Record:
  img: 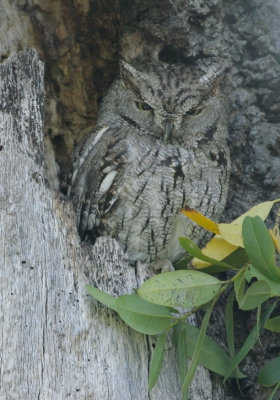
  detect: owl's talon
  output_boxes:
[152,258,174,273]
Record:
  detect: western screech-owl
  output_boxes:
[69,60,230,266]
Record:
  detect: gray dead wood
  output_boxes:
[0,49,215,400]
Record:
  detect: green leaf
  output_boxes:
[195,265,231,274]
[180,322,245,379]
[256,305,261,345]
[234,269,245,306]
[172,321,184,349]
[86,285,118,311]
[242,216,280,283]
[148,334,166,391]
[178,326,189,399]
[224,301,276,382]
[138,270,222,308]
[258,357,280,387]
[202,248,249,274]
[116,294,174,335]
[179,237,237,271]
[225,290,235,360]
[267,383,280,400]
[239,281,271,311]
[174,255,193,270]
[181,300,215,397]
[223,247,249,268]
[264,316,280,333]
[245,265,280,296]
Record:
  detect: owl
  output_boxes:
[69,60,230,266]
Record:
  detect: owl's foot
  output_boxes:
[152,258,174,273]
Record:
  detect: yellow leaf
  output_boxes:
[270,205,280,254]
[218,223,243,247]
[192,236,238,269]
[193,199,280,268]
[233,199,280,224]
[216,199,280,248]
[181,207,220,234]
[269,230,280,253]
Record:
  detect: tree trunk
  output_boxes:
[0,48,215,400]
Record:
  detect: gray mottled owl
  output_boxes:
[69,60,230,266]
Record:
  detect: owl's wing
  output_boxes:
[69,125,127,239]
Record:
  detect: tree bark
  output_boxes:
[0,48,215,400]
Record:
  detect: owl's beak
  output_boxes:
[163,121,173,143]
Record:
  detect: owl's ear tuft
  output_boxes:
[119,60,148,94]
[199,64,228,88]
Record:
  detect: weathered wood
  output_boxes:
[0,49,214,400]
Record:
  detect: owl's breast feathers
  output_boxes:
[70,122,229,264]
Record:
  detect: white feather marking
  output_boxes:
[104,195,119,213]
[77,126,110,170]
[103,166,112,173]
[71,126,110,187]
[99,170,117,193]
[71,168,78,184]
[92,126,110,147]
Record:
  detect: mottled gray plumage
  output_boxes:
[69,60,230,265]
